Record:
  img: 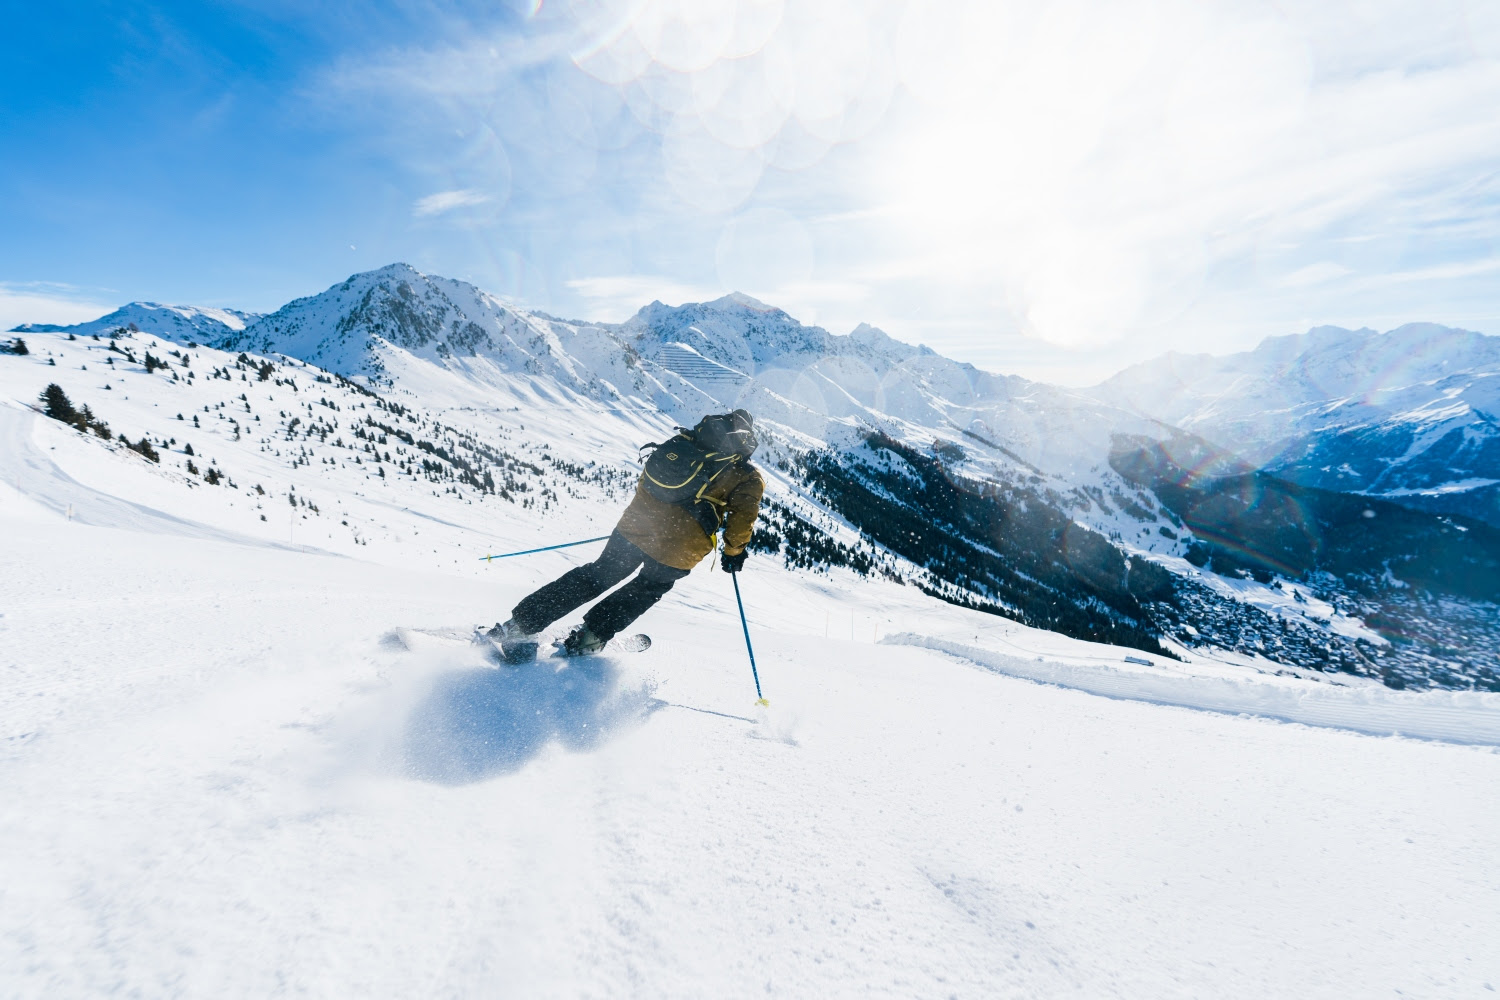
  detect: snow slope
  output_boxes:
[4,453,1499,997]
[3,329,1500,996]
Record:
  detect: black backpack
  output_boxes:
[640,411,757,536]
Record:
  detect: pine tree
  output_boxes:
[77,404,110,440]
[40,383,76,423]
[126,437,160,463]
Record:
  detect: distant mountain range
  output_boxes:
[28,268,1499,527]
[1093,323,1500,527]
[14,264,1497,688]
[14,302,260,342]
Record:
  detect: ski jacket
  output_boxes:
[615,461,764,571]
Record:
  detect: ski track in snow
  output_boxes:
[1,404,313,551]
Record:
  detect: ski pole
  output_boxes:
[731,572,769,707]
[477,535,610,561]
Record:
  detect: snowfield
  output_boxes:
[3,331,1499,997]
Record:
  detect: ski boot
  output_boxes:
[555,624,607,657]
[477,619,539,664]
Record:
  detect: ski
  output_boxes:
[380,626,650,661]
[378,626,472,650]
[551,632,651,658]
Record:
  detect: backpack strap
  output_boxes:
[693,453,740,503]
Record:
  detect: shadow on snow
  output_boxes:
[401,657,656,785]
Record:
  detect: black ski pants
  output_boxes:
[510,530,690,641]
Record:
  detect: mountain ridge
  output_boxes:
[23,262,1500,531]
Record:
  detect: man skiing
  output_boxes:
[482,409,764,660]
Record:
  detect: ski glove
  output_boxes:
[720,549,747,574]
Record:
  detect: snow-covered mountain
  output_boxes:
[219,263,1159,484]
[9,266,1497,690]
[13,301,260,343]
[1093,324,1500,526]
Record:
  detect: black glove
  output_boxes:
[720,549,747,573]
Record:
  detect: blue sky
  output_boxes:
[6,0,1500,383]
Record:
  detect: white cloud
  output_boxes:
[0,284,113,333]
[1279,262,1355,288]
[1377,256,1500,284]
[413,189,494,217]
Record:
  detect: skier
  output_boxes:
[482,409,764,660]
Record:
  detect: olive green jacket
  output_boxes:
[616,461,765,571]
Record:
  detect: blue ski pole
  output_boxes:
[731,572,769,707]
[478,535,610,561]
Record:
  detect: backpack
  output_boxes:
[639,411,757,537]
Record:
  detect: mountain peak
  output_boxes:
[848,321,908,349]
[222,264,541,376]
[364,261,425,281]
[712,291,774,311]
